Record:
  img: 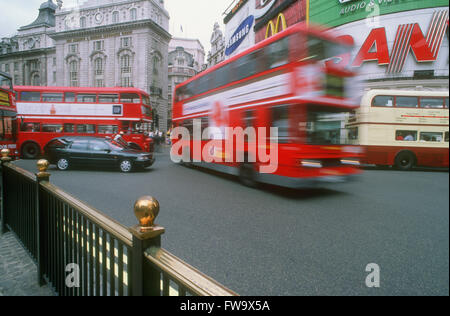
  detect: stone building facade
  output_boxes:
[0,0,171,131]
[167,37,205,127]
[206,22,225,68]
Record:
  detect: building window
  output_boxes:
[69,60,78,87]
[93,40,104,51]
[153,56,160,75]
[32,74,40,86]
[120,37,131,48]
[95,79,104,88]
[94,58,103,75]
[14,62,19,71]
[121,76,131,87]
[130,8,137,21]
[52,58,56,67]
[121,55,131,73]
[69,44,78,54]
[5,64,9,73]
[112,11,119,23]
[80,16,86,28]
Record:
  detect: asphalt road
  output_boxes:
[13,150,449,296]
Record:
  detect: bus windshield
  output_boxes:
[0,112,15,141]
[0,73,13,91]
[306,106,351,145]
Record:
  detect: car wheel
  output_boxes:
[395,151,415,171]
[119,159,133,173]
[22,142,40,159]
[57,158,70,171]
[239,163,258,188]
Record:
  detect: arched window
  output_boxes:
[94,58,103,75]
[130,8,137,21]
[112,11,119,23]
[69,60,78,87]
[120,54,132,87]
[32,74,40,86]
[153,55,160,75]
[121,55,131,73]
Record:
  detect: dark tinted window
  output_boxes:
[373,96,394,107]
[271,105,289,143]
[214,64,230,89]
[70,140,89,150]
[78,94,97,103]
[20,122,40,132]
[42,93,63,102]
[77,124,96,134]
[46,139,67,149]
[266,37,289,69]
[64,123,75,133]
[120,93,140,103]
[89,140,109,151]
[396,96,418,108]
[42,124,63,133]
[65,92,76,102]
[420,97,444,109]
[395,130,417,141]
[99,94,119,103]
[445,98,449,109]
[20,91,41,101]
[420,132,443,142]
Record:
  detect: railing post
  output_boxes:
[35,159,50,286]
[0,149,12,236]
[129,196,165,296]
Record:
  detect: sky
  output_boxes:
[0,0,231,53]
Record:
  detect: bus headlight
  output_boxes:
[301,160,323,168]
[340,158,360,166]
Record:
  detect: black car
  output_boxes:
[44,136,155,173]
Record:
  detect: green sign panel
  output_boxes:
[309,0,449,27]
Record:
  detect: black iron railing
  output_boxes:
[0,150,237,296]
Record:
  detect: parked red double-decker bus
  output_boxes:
[171,22,363,188]
[0,71,18,157]
[14,86,154,159]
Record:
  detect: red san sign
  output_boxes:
[335,10,449,74]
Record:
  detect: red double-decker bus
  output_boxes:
[14,86,154,159]
[172,23,363,188]
[0,71,18,157]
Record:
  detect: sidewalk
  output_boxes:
[0,231,54,296]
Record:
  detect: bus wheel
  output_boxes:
[239,163,258,188]
[22,142,40,159]
[394,151,416,171]
[119,159,133,173]
[57,158,70,171]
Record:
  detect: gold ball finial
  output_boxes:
[1,148,10,158]
[134,196,160,231]
[37,159,49,173]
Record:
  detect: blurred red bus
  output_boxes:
[0,71,18,157]
[14,86,154,159]
[172,22,363,188]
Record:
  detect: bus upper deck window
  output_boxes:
[65,92,76,102]
[42,93,63,102]
[121,93,140,103]
[20,91,41,102]
[396,96,418,108]
[78,94,97,103]
[373,96,394,107]
[99,94,119,103]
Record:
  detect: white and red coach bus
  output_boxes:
[0,71,18,157]
[14,86,154,159]
[347,89,449,170]
[172,23,364,188]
